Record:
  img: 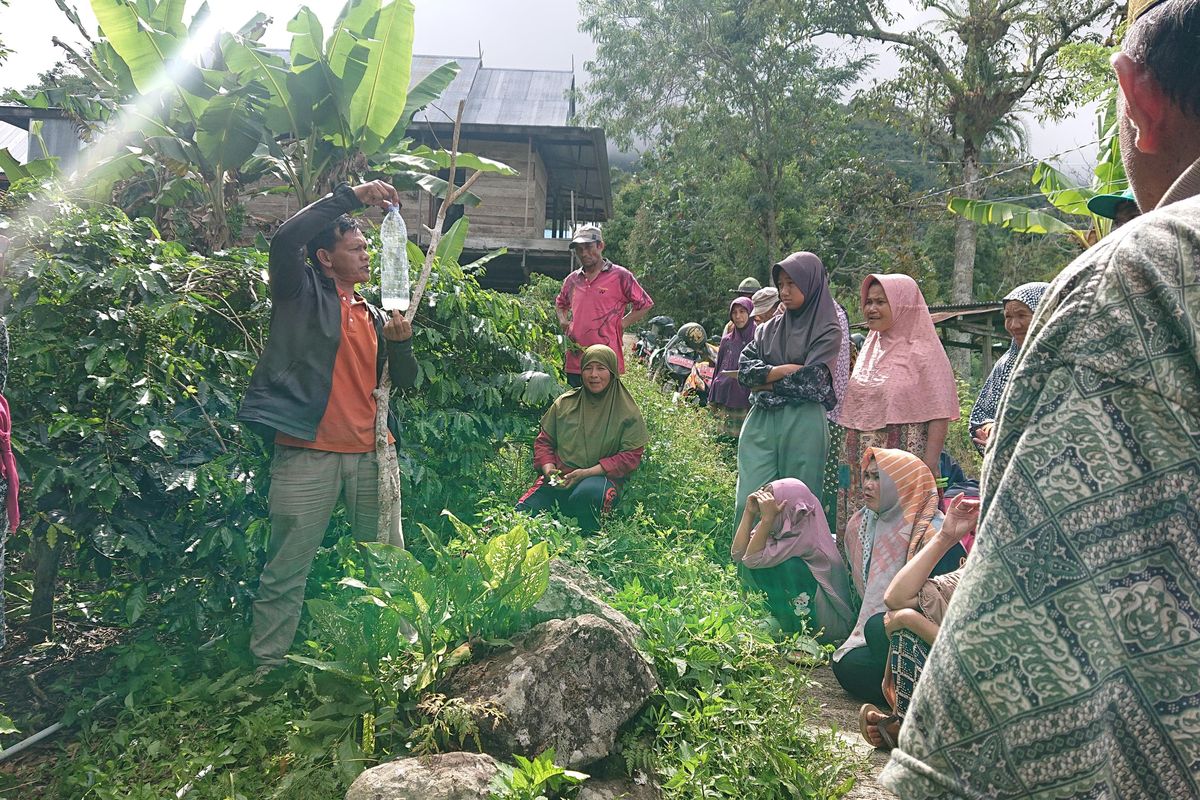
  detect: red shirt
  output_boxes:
[533,430,643,482]
[555,261,653,375]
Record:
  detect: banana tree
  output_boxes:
[948,91,1127,248]
[221,0,502,208]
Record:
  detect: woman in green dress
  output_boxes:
[734,252,843,524]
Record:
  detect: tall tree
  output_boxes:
[816,0,1118,308]
[580,0,863,264]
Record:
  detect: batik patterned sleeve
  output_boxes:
[772,364,834,408]
[737,339,771,388]
[881,202,1200,800]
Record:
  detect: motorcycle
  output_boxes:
[649,322,716,397]
[633,315,676,364]
[678,337,721,406]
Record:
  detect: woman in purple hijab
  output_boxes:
[732,478,854,643]
[708,297,756,437]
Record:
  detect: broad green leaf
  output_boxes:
[195,91,265,175]
[287,7,325,69]
[348,0,415,153]
[0,149,31,182]
[1032,162,1094,216]
[413,145,519,176]
[149,0,187,36]
[463,246,507,274]
[948,197,1088,246]
[398,60,459,128]
[90,0,175,94]
[221,36,302,137]
[125,583,147,624]
[327,0,382,78]
[435,216,469,266]
[392,172,481,206]
[0,713,17,736]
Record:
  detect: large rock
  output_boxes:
[446,614,659,768]
[578,777,662,800]
[531,560,645,647]
[345,752,500,800]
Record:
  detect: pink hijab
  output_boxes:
[731,478,854,643]
[837,274,959,431]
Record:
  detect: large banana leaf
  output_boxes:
[411,145,518,176]
[196,91,265,177]
[947,197,1088,246]
[150,0,188,37]
[327,0,381,79]
[348,0,415,153]
[287,7,326,69]
[1032,162,1094,217]
[90,0,176,94]
[221,35,302,137]
[436,216,469,264]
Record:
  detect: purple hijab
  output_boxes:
[710,298,755,408]
[753,252,843,372]
[731,478,855,642]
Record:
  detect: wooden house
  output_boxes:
[398,55,612,290]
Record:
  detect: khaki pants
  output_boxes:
[250,445,402,665]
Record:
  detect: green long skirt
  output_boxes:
[738,559,822,637]
[734,401,829,524]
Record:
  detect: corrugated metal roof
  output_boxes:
[0,122,29,164]
[411,56,573,127]
[410,55,481,124]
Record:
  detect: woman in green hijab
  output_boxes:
[517,345,649,533]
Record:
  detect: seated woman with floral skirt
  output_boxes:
[516,345,648,534]
[732,479,854,644]
[832,447,948,704]
[858,493,979,750]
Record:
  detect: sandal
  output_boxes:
[858,704,902,751]
[876,714,901,750]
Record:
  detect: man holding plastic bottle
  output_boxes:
[556,224,654,387]
[238,180,418,669]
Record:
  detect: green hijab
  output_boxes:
[542,345,649,469]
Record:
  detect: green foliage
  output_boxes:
[490,749,588,800]
[949,89,1128,248]
[409,693,504,756]
[0,191,559,642]
[6,200,270,636]
[395,250,563,517]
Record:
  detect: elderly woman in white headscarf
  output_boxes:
[968,282,1051,451]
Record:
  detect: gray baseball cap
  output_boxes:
[569,223,604,248]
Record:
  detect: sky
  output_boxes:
[0,0,1100,177]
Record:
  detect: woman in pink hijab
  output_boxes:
[835,275,959,543]
[731,478,854,644]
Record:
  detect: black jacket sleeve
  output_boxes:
[268,183,363,301]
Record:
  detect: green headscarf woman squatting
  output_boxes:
[516,345,649,533]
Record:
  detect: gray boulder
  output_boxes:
[446,614,659,768]
[531,560,645,648]
[578,776,662,800]
[345,752,500,800]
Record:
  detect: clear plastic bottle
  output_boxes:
[380,203,410,312]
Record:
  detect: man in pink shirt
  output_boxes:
[555,224,654,386]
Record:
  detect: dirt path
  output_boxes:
[806,666,897,800]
